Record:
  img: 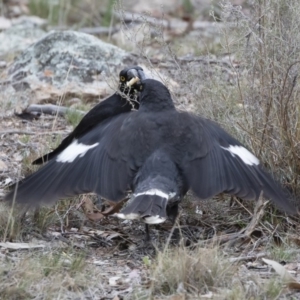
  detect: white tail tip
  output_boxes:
[115,213,166,224]
[115,212,140,220]
[143,215,166,224]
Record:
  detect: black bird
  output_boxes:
[5,79,295,226]
[32,66,145,165]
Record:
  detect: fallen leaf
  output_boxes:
[102,198,128,216]
[288,282,300,290]
[262,258,300,289]
[81,197,105,221]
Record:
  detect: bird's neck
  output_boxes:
[139,92,175,112]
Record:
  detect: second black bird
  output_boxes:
[32,66,145,165]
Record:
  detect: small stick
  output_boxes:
[25,104,85,116]
[0,130,67,136]
[229,252,266,263]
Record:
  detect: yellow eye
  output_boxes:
[120,76,126,81]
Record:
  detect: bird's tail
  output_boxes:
[116,191,170,224]
[116,149,184,224]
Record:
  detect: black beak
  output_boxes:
[137,69,146,81]
[127,69,138,79]
[127,68,146,81]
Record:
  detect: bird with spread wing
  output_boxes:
[5,75,296,235]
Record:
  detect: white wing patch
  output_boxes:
[221,145,259,166]
[56,139,99,163]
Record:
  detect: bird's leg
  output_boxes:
[165,203,181,243]
[144,224,151,243]
[143,204,180,245]
[128,223,155,257]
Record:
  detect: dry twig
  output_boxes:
[25,104,85,116]
[0,130,67,136]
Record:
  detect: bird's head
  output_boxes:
[119,66,146,95]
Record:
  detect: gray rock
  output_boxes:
[0,16,12,30]
[6,30,132,102]
[0,21,46,58]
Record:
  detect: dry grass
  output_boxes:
[129,243,294,300]
[268,242,300,263]
[149,246,235,297]
[0,232,296,299]
[215,0,300,195]
[0,197,84,243]
[28,0,113,27]
[0,246,106,300]
[0,203,23,242]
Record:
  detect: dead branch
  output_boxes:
[25,104,85,117]
[79,26,119,35]
[0,130,67,136]
[229,252,266,263]
[242,196,268,236]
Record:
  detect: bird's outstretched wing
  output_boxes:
[32,94,134,165]
[183,116,295,213]
[6,113,141,208]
